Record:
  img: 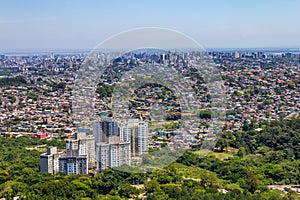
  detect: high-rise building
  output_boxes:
[40,146,61,174]
[66,139,80,157]
[137,121,149,155]
[93,118,119,143]
[119,119,139,142]
[119,120,149,156]
[66,132,95,167]
[84,135,96,166]
[59,156,88,175]
[285,52,292,58]
[234,51,240,59]
[96,136,131,172]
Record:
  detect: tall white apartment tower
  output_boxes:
[96,136,131,172]
[119,119,149,156]
[137,121,149,155]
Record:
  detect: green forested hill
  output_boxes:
[0,118,299,199]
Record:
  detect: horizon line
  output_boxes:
[1,46,300,54]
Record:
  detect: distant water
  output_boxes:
[0,49,90,57]
[1,48,300,56]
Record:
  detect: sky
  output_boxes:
[1,0,300,50]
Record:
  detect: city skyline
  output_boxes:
[1,1,300,198]
[1,0,300,50]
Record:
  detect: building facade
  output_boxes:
[58,156,88,175]
[119,119,149,156]
[93,118,119,143]
[66,132,95,167]
[96,136,131,172]
[40,146,61,174]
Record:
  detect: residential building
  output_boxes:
[84,134,96,166]
[59,156,88,175]
[93,118,119,143]
[66,132,95,166]
[119,119,149,156]
[40,146,61,174]
[96,136,131,172]
[136,121,149,155]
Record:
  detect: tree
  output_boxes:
[215,138,228,152]
[237,147,246,158]
[118,184,140,198]
[96,86,107,98]
[146,180,161,193]
[199,110,212,119]
[244,170,259,193]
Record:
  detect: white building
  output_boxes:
[137,121,149,155]
[40,146,61,174]
[96,136,131,172]
[234,51,240,59]
[119,119,149,156]
[66,132,95,167]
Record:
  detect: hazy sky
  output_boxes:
[1,0,300,50]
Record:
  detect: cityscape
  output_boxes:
[1,0,300,199]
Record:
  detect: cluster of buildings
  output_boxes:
[0,54,83,137]
[94,118,149,171]
[0,82,74,137]
[40,132,93,174]
[1,50,299,175]
[2,50,298,139]
[96,51,216,145]
[40,117,149,174]
[105,50,300,130]
[213,51,300,129]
